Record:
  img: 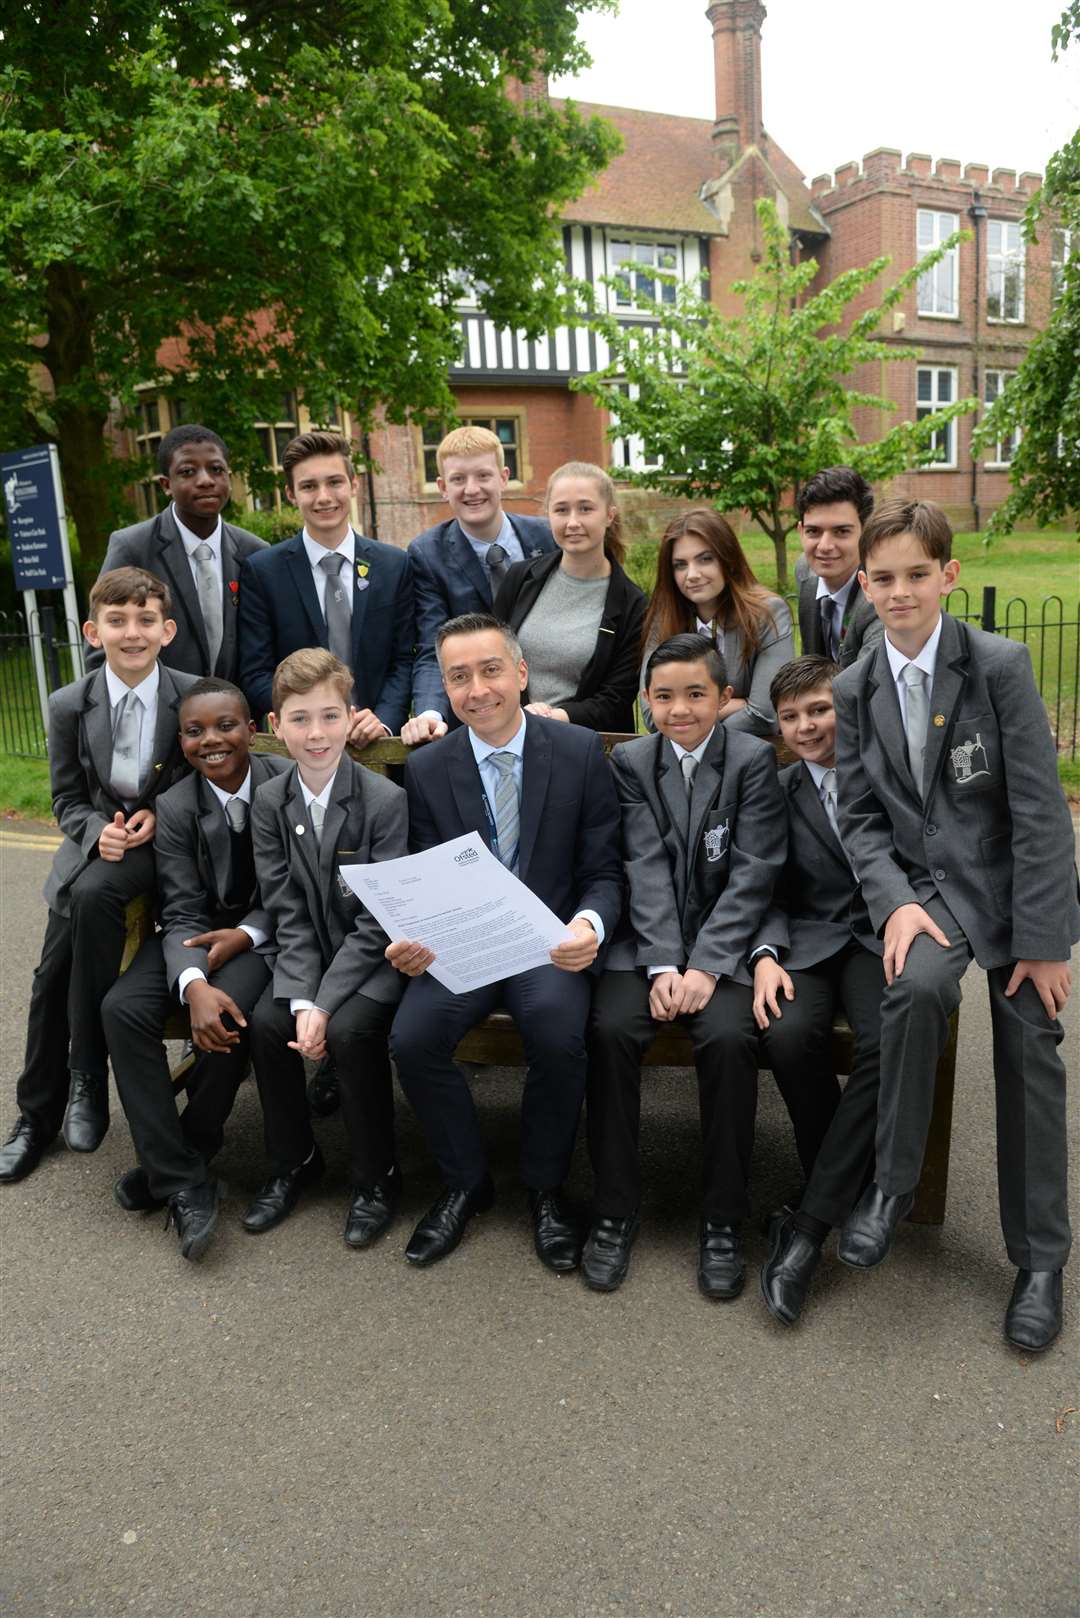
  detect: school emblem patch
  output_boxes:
[948,733,991,784]
[704,821,730,862]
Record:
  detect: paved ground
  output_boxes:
[1,827,1077,1618]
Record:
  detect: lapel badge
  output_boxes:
[704,821,730,863]
[154,762,163,771]
[356,562,369,577]
[356,577,369,591]
[948,733,991,785]
[295,823,306,836]
[228,580,239,596]
[933,713,945,727]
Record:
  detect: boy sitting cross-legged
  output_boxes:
[244,649,408,1245]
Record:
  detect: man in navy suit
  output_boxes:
[401,426,554,745]
[238,431,414,740]
[388,613,623,1272]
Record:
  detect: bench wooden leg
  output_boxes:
[909,1009,959,1226]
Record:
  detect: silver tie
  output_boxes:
[225,797,248,833]
[317,552,352,666]
[901,664,930,797]
[821,767,856,876]
[489,751,520,870]
[309,797,326,845]
[110,690,143,802]
[680,753,698,801]
[193,542,223,672]
[485,542,510,599]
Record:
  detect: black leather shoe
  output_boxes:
[528,1188,583,1274]
[581,1213,640,1292]
[0,1116,52,1184]
[837,1183,914,1268]
[698,1220,746,1300]
[62,1071,109,1152]
[760,1214,821,1326]
[1004,1268,1063,1353]
[344,1169,401,1249]
[307,1059,340,1118]
[404,1176,495,1266]
[113,1166,166,1213]
[241,1145,325,1234]
[166,1179,222,1261]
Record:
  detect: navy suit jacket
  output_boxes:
[237,531,414,729]
[408,514,555,720]
[403,713,624,963]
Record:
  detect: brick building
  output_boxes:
[124,0,1065,543]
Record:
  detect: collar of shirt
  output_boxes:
[104,662,160,711]
[884,612,944,690]
[297,765,340,812]
[302,529,355,571]
[206,766,253,813]
[469,709,526,769]
[173,505,223,557]
[803,758,834,793]
[668,726,716,766]
[814,572,858,612]
[461,512,525,568]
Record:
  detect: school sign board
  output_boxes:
[1,442,83,735]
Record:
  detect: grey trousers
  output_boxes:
[876,893,1071,1270]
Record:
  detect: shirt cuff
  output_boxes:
[749,946,779,963]
[574,909,605,947]
[647,965,679,978]
[240,924,267,949]
[178,967,206,1004]
[289,999,330,1017]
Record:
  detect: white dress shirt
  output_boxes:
[302,528,356,615]
[814,572,858,653]
[104,663,159,806]
[884,613,943,726]
[177,768,268,1003]
[650,729,717,979]
[173,504,224,596]
[460,512,525,569]
[695,615,724,655]
[290,767,341,1015]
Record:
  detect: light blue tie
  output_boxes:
[489,752,520,871]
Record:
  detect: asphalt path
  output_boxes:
[1,827,1077,1618]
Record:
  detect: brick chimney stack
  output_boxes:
[707,0,766,163]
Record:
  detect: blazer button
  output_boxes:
[925,822,938,835]
[933,868,947,881]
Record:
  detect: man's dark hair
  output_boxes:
[281,430,356,486]
[770,655,840,712]
[644,632,728,694]
[860,498,952,567]
[179,676,251,722]
[797,467,874,525]
[435,612,522,663]
[158,424,229,476]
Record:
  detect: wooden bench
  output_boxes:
[126,731,960,1228]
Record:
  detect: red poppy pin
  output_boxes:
[228,580,239,596]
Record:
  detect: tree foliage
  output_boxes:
[0,0,619,566]
[575,199,976,587]
[975,4,1080,535]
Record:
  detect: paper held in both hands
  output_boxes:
[340,833,573,996]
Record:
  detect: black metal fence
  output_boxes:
[0,606,84,758]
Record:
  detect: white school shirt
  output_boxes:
[302,528,356,615]
[650,729,717,979]
[177,768,267,1003]
[290,766,342,1016]
[173,504,224,599]
[104,663,159,806]
[884,613,943,726]
[814,571,859,651]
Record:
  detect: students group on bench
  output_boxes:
[1,420,1074,1357]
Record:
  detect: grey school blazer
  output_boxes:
[43,664,197,915]
[795,554,883,668]
[251,756,408,1016]
[833,612,1080,969]
[605,723,787,985]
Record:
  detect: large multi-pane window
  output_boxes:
[916,210,959,317]
[609,383,663,473]
[983,369,1019,466]
[609,241,679,311]
[1051,227,1074,303]
[421,415,523,487]
[986,219,1025,322]
[916,366,958,467]
[133,392,193,516]
[250,393,299,511]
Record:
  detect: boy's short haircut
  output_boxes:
[281,430,356,487]
[645,631,729,694]
[770,654,840,712]
[157,424,229,476]
[436,425,505,476]
[435,611,522,665]
[859,497,953,567]
[271,647,353,713]
[180,676,251,722]
[797,466,874,525]
[88,567,171,619]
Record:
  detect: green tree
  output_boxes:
[0,1,619,567]
[975,5,1079,535]
[575,198,975,588]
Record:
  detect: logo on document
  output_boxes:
[703,821,730,862]
[454,846,479,865]
[948,733,990,784]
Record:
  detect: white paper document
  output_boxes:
[340,832,572,995]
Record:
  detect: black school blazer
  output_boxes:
[493,550,646,734]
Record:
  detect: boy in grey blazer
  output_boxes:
[585,633,787,1298]
[0,568,196,1185]
[832,499,1078,1352]
[245,648,408,1247]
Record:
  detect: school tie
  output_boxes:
[110,690,143,802]
[489,751,520,871]
[680,753,698,801]
[485,543,509,598]
[317,552,352,666]
[224,797,248,833]
[308,797,326,845]
[192,543,223,672]
[901,663,929,797]
[819,597,839,660]
[821,768,856,875]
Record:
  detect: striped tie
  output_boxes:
[489,751,520,870]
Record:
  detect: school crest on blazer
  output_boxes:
[704,821,730,862]
[948,733,991,784]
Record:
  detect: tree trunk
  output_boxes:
[769,523,789,593]
[55,403,114,585]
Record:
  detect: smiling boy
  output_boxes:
[795,467,882,668]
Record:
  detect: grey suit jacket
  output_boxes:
[751,760,881,969]
[640,595,795,738]
[92,508,267,680]
[252,757,408,1016]
[43,664,197,915]
[606,724,787,984]
[834,613,1080,969]
[795,554,883,668]
[154,752,292,993]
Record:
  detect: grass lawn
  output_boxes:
[0,755,53,822]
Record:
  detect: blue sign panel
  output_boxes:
[1,444,69,590]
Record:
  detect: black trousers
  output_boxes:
[16,845,156,1133]
[101,935,271,1200]
[586,970,760,1223]
[249,989,396,1184]
[758,943,885,1228]
[389,965,593,1193]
